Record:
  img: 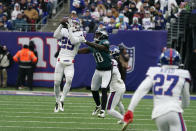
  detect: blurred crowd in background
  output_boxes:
[0,0,64,31]
[71,0,191,33]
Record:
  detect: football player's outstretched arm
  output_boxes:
[78,48,91,54]
[53,24,63,39]
[181,80,190,109]
[128,77,153,112]
[84,41,108,52]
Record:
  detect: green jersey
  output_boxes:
[89,40,112,70]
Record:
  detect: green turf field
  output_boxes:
[0,94,195,131]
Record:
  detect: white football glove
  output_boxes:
[79,36,86,43]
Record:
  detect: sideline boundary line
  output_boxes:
[0,90,196,100]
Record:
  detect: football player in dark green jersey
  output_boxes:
[78,30,112,118]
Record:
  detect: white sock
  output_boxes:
[107,109,123,120]
[118,101,125,115]
[54,81,61,103]
[60,77,72,102]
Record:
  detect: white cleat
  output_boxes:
[117,120,124,124]
[98,110,105,118]
[54,102,59,113]
[59,101,64,112]
[92,105,101,116]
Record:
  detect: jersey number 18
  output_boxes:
[94,52,104,63]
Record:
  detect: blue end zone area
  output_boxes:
[0,90,196,100]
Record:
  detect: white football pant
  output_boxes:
[155,111,187,131]
[54,61,74,103]
[91,69,112,91]
[106,88,125,120]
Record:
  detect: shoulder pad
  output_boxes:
[146,67,160,76]
[178,69,191,80]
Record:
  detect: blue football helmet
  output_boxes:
[160,48,181,66]
[110,45,120,58]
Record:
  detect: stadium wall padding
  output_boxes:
[0,30,167,90]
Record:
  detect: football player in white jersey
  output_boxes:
[106,45,126,124]
[122,48,191,131]
[53,17,86,112]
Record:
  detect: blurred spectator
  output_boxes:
[104,0,112,9]
[71,10,78,19]
[12,13,28,31]
[29,40,38,89]
[38,0,48,24]
[97,22,106,30]
[90,3,100,23]
[2,4,11,19]
[117,1,124,12]
[13,44,37,90]
[0,45,12,88]
[81,9,94,33]
[20,0,27,11]
[130,17,143,30]
[123,5,134,25]
[111,6,119,18]
[116,13,129,30]
[154,10,165,30]
[0,15,12,30]
[72,0,85,16]
[11,3,21,20]
[103,9,112,24]
[24,3,39,31]
[136,0,143,12]
[116,13,129,23]
[106,16,116,33]
[96,3,106,17]
[118,44,130,82]
[142,11,154,30]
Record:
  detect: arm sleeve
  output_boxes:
[69,29,85,45]
[53,24,63,39]
[181,81,190,109]
[31,52,38,63]
[13,51,20,62]
[128,76,153,112]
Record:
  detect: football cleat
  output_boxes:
[59,101,64,112]
[122,110,134,131]
[54,102,59,113]
[98,110,105,118]
[92,105,101,116]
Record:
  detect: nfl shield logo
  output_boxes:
[120,43,135,73]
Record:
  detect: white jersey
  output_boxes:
[128,65,190,119]
[53,25,85,62]
[110,59,126,92]
[142,18,153,30]
[146,66,191,119]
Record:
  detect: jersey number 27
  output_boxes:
[153,74,179,96]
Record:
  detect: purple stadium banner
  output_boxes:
[0,30,167,90]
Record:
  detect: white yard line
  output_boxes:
[0,126,121,131]
[3,115,115,120]
[0,111,196,118]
